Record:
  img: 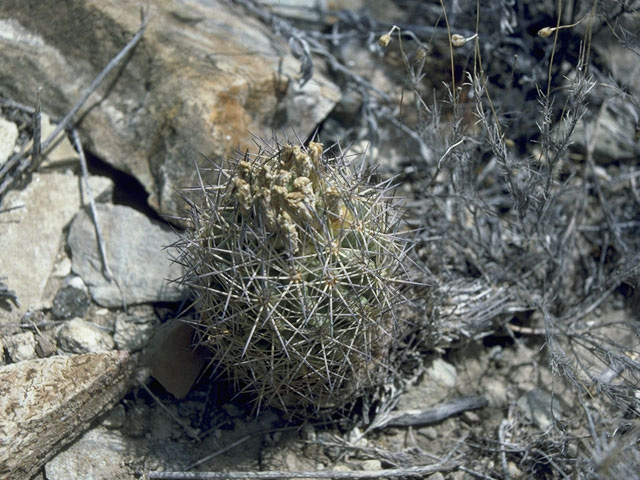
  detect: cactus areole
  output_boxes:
[176,141,410,415]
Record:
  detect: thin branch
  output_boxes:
[71,129,113,281]
[147,463,458,479]
[30,88,42,172]
[376,396,489,429]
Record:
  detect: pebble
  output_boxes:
[57,318,114,354]
[101,404,127,429]
[34,332,57,357]
[4,331,37,362]
[51,285,90,320]
[113,313,155,352]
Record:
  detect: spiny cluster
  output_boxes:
[177,140,411,415]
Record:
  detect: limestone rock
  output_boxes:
[0,351,134,480]
[0,172,113,322]
[57,318,115,354]
[67,204,183,307]
[3,331,37,363]
[0,0,341,219]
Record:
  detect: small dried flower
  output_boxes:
[378,33,391,48]
[378,25,399,49]
[451,34,466,47]
[538,27,554,38]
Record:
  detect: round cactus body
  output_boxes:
[177,141,411,415]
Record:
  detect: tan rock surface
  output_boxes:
[0,172,113,322]
[0,0,341,218]
[0,351,135,480]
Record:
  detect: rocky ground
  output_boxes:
[1,1,639,479]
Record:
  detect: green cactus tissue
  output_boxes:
[175,140,412,415]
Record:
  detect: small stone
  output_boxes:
[428,358,457,387]
[34,332,57,357]
[483,377,508,408]
[51,285,90,320]
[427,473,445,480]
[508,461,524,479]
[462,411,480,423]
[57,318,114,354]
[417,426,438,440]
[113,313,155,352]
[51,256,72,278]
[4,331,37,362]
[517,388,562,430]
[0,117,18,166]
[101,404,126,429]
[361,459,382,471]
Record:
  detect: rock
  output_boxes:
[427,473,445,480]
[51,285,90,320]
[0,117,18,166]
[417,426,438,440]
[45,426,134,480]
[3,331,37,362]
[0,351,134,480]
[146,319,203,399]
[100,404,126,430]
[51,255,72,278]
[517,388,564,430]
[395,358,457,410]
[0,1,340,219]
[0,342,4,365]
[570,100,640,163]
[57,318,115,354]
[483,377,509,408]
[113,313,156,352]
[34,332,57,358]
[427,357,457,387]
[361,459,382,471]
[68,204,183,307]
[0,172,113,322]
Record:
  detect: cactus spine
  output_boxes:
[177,140,411,415]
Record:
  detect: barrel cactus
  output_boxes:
[176,140,412,415]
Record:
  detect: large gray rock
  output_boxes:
[68,204,183,307]
[0,1,341,219]
[0,172,113,323]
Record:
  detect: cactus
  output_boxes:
[175,140,412,415]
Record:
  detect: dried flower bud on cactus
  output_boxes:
[174,140,413,415]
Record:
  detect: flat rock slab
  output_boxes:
[0,351,135,480]
[0,0,341,218]
[0,172,113,322]
[68,203,183,307]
